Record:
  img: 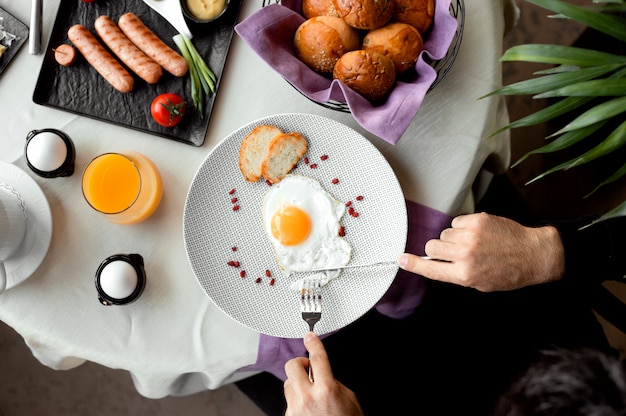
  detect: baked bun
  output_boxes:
[333,49,396,102]
[302,0,339,18]
[239,125,283,182]
[294,16,361,73]
[262,132,309,184]
[362,22,423,75]
[393,0,435,34]
[332,0,394,29]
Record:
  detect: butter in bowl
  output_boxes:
[181,0,231,24]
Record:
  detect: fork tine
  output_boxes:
[300,279,322,332]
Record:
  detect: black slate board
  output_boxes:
[0,7,29,76]
[32,0,242,147]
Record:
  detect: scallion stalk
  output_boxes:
[173,33,217,116]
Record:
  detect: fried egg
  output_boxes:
[262,174,352,276]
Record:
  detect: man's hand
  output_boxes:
[284,332,364,416]
[398,213,565,292]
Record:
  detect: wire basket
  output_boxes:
[266,0,465,113]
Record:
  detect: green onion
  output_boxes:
[173,34,217,116]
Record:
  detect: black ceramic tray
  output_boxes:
[0,7,29,76]
[33,0,242,146]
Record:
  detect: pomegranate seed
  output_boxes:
[269,278,275,286]
[255,277,262,284]
[320,155,328,161]
[345,201,352,207]
[229,189,235,195]
[231,197,238,203]
[231,246,237,251]
[331,178,339,184]
[356,195,364,201]
[348,207,355,215]
[240,270,246,278]
[338,226,346,237]
[265,179,273,186]
[351,211,359,217]
[310,163,317,169]
[265,269,271,277]
[227,261,238,267]
[233,205,240,211]
[304,157,309,165]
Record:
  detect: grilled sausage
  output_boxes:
[95,15,163,84]
[53,44,77,67]
[68,24,134,93]
[118,13,189,77]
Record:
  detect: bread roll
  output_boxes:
[302,0,339,18]
[394,0,435,34]
[332,0,394,29]
[362,22,423,75]
[333,50,396,102]
[294,16,360,73]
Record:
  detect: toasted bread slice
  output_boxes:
[238,125,283,182]
[262,132,308,184]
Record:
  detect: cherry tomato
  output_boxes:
[150,93,186,128]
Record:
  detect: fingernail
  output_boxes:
[397,254,408,268]
[304,332,315,343]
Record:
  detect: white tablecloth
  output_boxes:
[0,0,511,398]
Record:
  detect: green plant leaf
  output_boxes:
[582,199,626,227]
[534,78,626,98]
[482,64,621,98]
[535,65,581,75]
[485,96,594,138]
[500,44,626,66]
[528,0,626,42]
[550,96,626,135]
[526,119,626,183]
[585,161,626,196]
[512,120,607,167]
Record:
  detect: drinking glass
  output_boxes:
[82,152,163,224]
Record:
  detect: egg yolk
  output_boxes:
[271,205,312,246]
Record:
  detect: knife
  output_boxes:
[307,257,439,273]
[29,0,42,55]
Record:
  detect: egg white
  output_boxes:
[262,174,352,276]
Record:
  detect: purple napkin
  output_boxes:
[239,200,452,380]
[235,0,457,144]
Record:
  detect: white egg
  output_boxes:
[99,260,138,299]
[262,174,352,276]
[26,131,68,172]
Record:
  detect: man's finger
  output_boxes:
[304,332,333,381]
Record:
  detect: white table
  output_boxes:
[0,0,511,398]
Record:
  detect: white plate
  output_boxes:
[183,113,407,338]
[0,161,52,290]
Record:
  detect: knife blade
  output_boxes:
[307,257,438,273]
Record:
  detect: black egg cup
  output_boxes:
[25,128,76,178]
[95,254,146,306]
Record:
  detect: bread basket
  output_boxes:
[290,0,465,113]
[236,0,464,143]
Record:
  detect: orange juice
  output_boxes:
[82,152,163,224]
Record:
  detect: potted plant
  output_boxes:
[485,0,626,224]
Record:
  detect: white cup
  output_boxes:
[0,183,28,294]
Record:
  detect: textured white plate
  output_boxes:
[0,161,52,290]
[183,113,407,338]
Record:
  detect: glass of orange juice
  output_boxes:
[82,152,163,224]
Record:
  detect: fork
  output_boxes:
[301,279,322,332]
[300,279,322,381]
